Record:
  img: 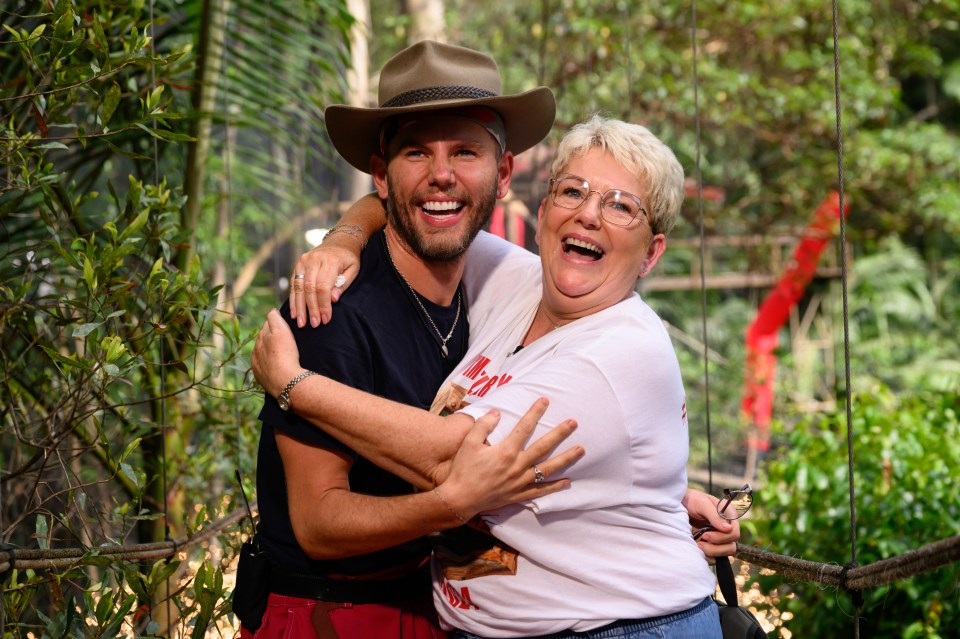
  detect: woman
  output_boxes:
[254,115,723,638]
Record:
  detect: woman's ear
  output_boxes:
[638,234,667,277]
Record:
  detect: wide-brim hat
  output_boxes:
[325,40,556,174]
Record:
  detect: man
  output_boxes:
[240,41,562,639]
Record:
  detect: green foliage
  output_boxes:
[750,388,960,637]
[2,0,350,635]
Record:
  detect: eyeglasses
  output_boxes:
[548,173,648,227]
[692,484,753,541]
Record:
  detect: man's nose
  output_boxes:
[429,155,456,186]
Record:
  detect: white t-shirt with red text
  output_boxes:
[430,232,715,636]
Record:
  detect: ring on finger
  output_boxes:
[294,274,306,280]
[533,466,544,484]
[335,274,346,288]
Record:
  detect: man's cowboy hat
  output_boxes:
[325,40,556,173]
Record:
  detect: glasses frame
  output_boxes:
[548,173,648,227]
[692,483,753,541]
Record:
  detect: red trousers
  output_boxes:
[239,593,447,639]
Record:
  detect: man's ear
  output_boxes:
[370,156,389,199]
[496,151,515,200]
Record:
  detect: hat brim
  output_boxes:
[325,87,556,174]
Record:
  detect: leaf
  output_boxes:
[102,594,137,636]
[100,82,122,129]
[118,209,150,243]
[120,462,141,490]
[134,122,196,142]
[82,256,97,291]
[118,437,142,464]
[73,322,102,338]
[31,101,48,137]
[35,515,49,550]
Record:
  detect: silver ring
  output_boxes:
[334,274,347,288]
[294,274,306,280]
[533,466,544,484]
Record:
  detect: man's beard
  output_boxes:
[385,181,497,263]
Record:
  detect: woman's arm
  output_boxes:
[252,308,580,490]
[290,193,387,327]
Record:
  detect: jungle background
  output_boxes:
[1,0,958,637]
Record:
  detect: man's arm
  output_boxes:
[280,405,580,560]
[290,193,386,327]
[280,434,462,559]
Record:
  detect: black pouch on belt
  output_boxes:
[233,534,271,632]
[233,470,271,632]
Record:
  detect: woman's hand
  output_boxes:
[289,242,360,328]
[684,487,741,560]
[434,398,584,520]
[252,309,307,398]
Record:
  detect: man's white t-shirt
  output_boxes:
[430,232,716,636]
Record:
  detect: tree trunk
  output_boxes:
[180,0,230,272]
[403,0,445,43]
[346,0,373,202]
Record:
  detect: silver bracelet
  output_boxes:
[277,370,317,411]
[434,486,468,525]
[323,224,367,249]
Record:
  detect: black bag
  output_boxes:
[233,470,271,632]
[715,556,766,639]
[233,533,272,632]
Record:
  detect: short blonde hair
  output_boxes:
[550,114,684,235]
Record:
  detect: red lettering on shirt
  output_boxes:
[476,376,500,397]
[681,402,687,422]
[497,374,512,387]
[440,580,479,610]
[461,355,491,380]
[469,374,491,396]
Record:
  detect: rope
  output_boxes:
[828,0,861,633]
[0,506,251,575]
[2,513,953,597]
[689,0,714,494]
[735,535,960,591]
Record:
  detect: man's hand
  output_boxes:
[253,309,306,398]
[434,398,584,519]
[684,487,741,560]
[289,243,360,328]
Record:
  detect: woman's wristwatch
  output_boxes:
[277,370,317,411]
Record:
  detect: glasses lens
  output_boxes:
[553,176,589,209]
[717,484,753,521]
[600,190,642,226]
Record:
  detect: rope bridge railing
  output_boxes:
[735,535,960,591]
[0,504,252,576]
[2,502,957,598]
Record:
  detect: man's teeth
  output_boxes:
[422,201,462,213]
[564,237,603,256]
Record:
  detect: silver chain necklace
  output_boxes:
[384,237,462,359]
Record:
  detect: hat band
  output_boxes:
[381,85,497,108]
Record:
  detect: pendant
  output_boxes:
[441,344,449,359]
